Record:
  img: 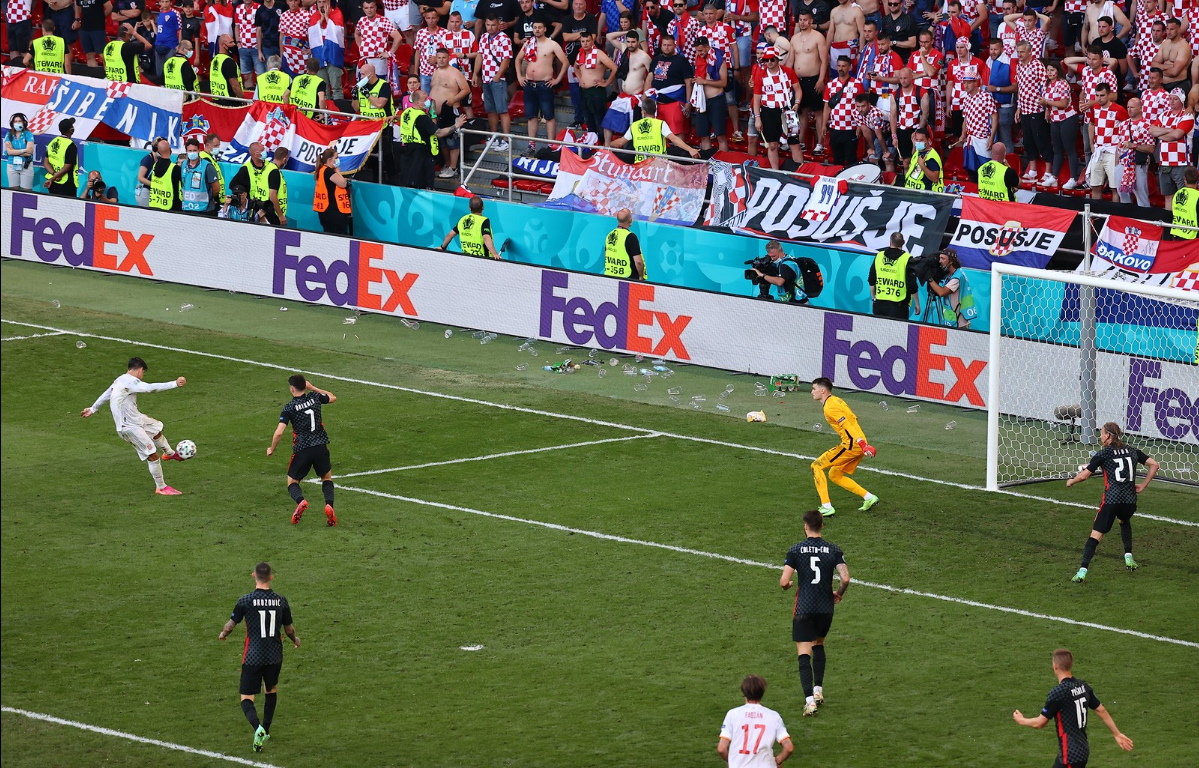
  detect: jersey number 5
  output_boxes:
[1073,698,1088,729]
[738,723,766,755]
[259,610,277,639]
[303,408,316,432]
[1111,456,1135,483]
[810,556,821,584]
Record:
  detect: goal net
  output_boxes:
[986,264,1199,489]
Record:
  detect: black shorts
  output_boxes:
[799,75,822,110]
[1052,757,1086,768]
[759,106,784,143]
[7,20,33,54]
[1092,503,1135,534]
[792,613,834,643]
[240,662,282,695]
[288,445,332,481]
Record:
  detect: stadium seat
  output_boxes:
[490,178,511,190]
[508,91,525,121]
[513,179,541,192]
[537,181,554,195]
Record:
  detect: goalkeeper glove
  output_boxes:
[857,439,877,458]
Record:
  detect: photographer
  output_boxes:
[82,170,119,203]
[219,184,262,222]
[747,241,811,304]
[921,249,977,328]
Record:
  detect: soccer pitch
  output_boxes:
[2,260,1196,768]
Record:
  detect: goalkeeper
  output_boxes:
[809,377,879,517]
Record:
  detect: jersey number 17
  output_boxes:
[259,610,277,639]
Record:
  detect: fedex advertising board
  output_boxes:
[4,190,1193,445]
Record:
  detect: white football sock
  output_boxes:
[154,434,173,454]
[148,459,165,489]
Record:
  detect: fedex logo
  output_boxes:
[822,314,987,406]
[538,271,692,359]
[7,192,154,275]
[1127,358,1198,441]
[271,231,417,314]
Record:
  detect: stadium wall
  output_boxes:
[3,189,1194,445]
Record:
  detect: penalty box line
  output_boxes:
[334,483,1199,650]
[3,318,1194,529]
[1,330,68,342]
[326,434,662,480]
[0,707,286,768]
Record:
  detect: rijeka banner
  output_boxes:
[538,149,708,227]
[4,189,1195,446]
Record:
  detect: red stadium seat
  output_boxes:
[491,178,511,189]
[508,90,525,121]
[513,179,541,192]
[537,181,554,194]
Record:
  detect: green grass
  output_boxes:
[2,261,1197,767]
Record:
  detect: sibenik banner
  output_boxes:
[702,162,955,256]
[3,189,1194,444]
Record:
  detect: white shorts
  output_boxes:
[385,7,414,32]
[1087,148,1118,189]
[118,416,163,461]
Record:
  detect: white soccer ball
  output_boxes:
[175,440,197,460]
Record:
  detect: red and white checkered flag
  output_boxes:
[1171,268,1199,293]
[258,107,292,153]
[105,81,132,100]
[1121,226,1142,258]
[26,108,57,135]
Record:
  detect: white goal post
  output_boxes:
[986,264,1199,490]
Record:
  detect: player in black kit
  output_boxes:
[780,509,851,717]
[1013,648,1134,767]
[268,374,339,526]
[1065,422,1159,582]
[218,562,300,753]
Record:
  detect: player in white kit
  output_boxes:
[80,357,188,495]
[717,675,794,768]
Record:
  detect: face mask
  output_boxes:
[187,151,199,160]
[13,122,24,130]
[357,76,370,89]
[185,49,194,60]
[913,141,926,151]
[332,158,340,169]
[424,99,433,110]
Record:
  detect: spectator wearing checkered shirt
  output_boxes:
[1013,41,1054,186]
[824,56,866,166]
[1148,88,1196,209]
[356,0,402,83]
[1130,20,1165,93]
[1041,61,1083,188]
[855,92,893,168]
[753,46,802,170]
[1141,67,1170,123]
[1064,45,1118,162]
[475,16,514,141]
[952,69,997,180]
[278,0,311,76]
[668,0,701,61]
[235,0,264,86]
[1086,83,1128,199]
[944,37,987,138]
[5,0,34,63]
[889,67,929,160]
[414,7,446,93]
[1117,98,1156,207]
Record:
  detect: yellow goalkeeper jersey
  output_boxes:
[823,395,866,451]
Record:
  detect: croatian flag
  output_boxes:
[309,8,346,69]
[1087,215,1199,289]
[949,197,1076,270]
[223,101,383,174]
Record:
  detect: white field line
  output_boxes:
[1,330,68,342]
[336,483,1199,649]
[0,706,285,768]
[330,434,661,479]
[3,318,1195,528]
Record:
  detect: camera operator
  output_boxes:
[82,170,119,203]
[219,184,261,222]
[921,248,977,328]
[747,241,809,304]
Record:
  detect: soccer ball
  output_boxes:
[175,440,197,460]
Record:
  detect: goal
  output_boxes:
[986,264,1199,490]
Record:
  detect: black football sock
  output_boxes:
[1120,521,1133,555]
[812,645,827,687]
[322,480,335,506]
[798,654,813,698]
[1080,537,1099,568]
[263,693,277,733]
[240,699,260,729]
[287,484,305,504]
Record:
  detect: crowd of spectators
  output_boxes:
[4,0,1198,205]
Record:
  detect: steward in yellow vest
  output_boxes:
[208,35,243,99]
[162,43,198,91]
[602,210,646,280]
[1170,171,1198,240]
[290,59,327,118]
[904,132,944,192]
[256,65,291,104]
[609,98,700,163]
[148,149,183,211]
[43,120,80,197]
[977,158,1014,201]
[30,21,68,74]
[104,25,150,83]
[440,196,501,259]
[869,233,920,320]
[229,144,287,225]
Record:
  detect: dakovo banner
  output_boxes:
[703,161,954,256]
[539,149,708,227]
[2,66,184,146]
[221,100,384,174]
[950,196,1078,270]
[1086,215,1199,291]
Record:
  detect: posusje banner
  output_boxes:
[703,162,954,256]
[1,66,184,146]
[539,149,708,227]
[5,189,1194,449]
[950,197,1078,270]
[220,101,384,174]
